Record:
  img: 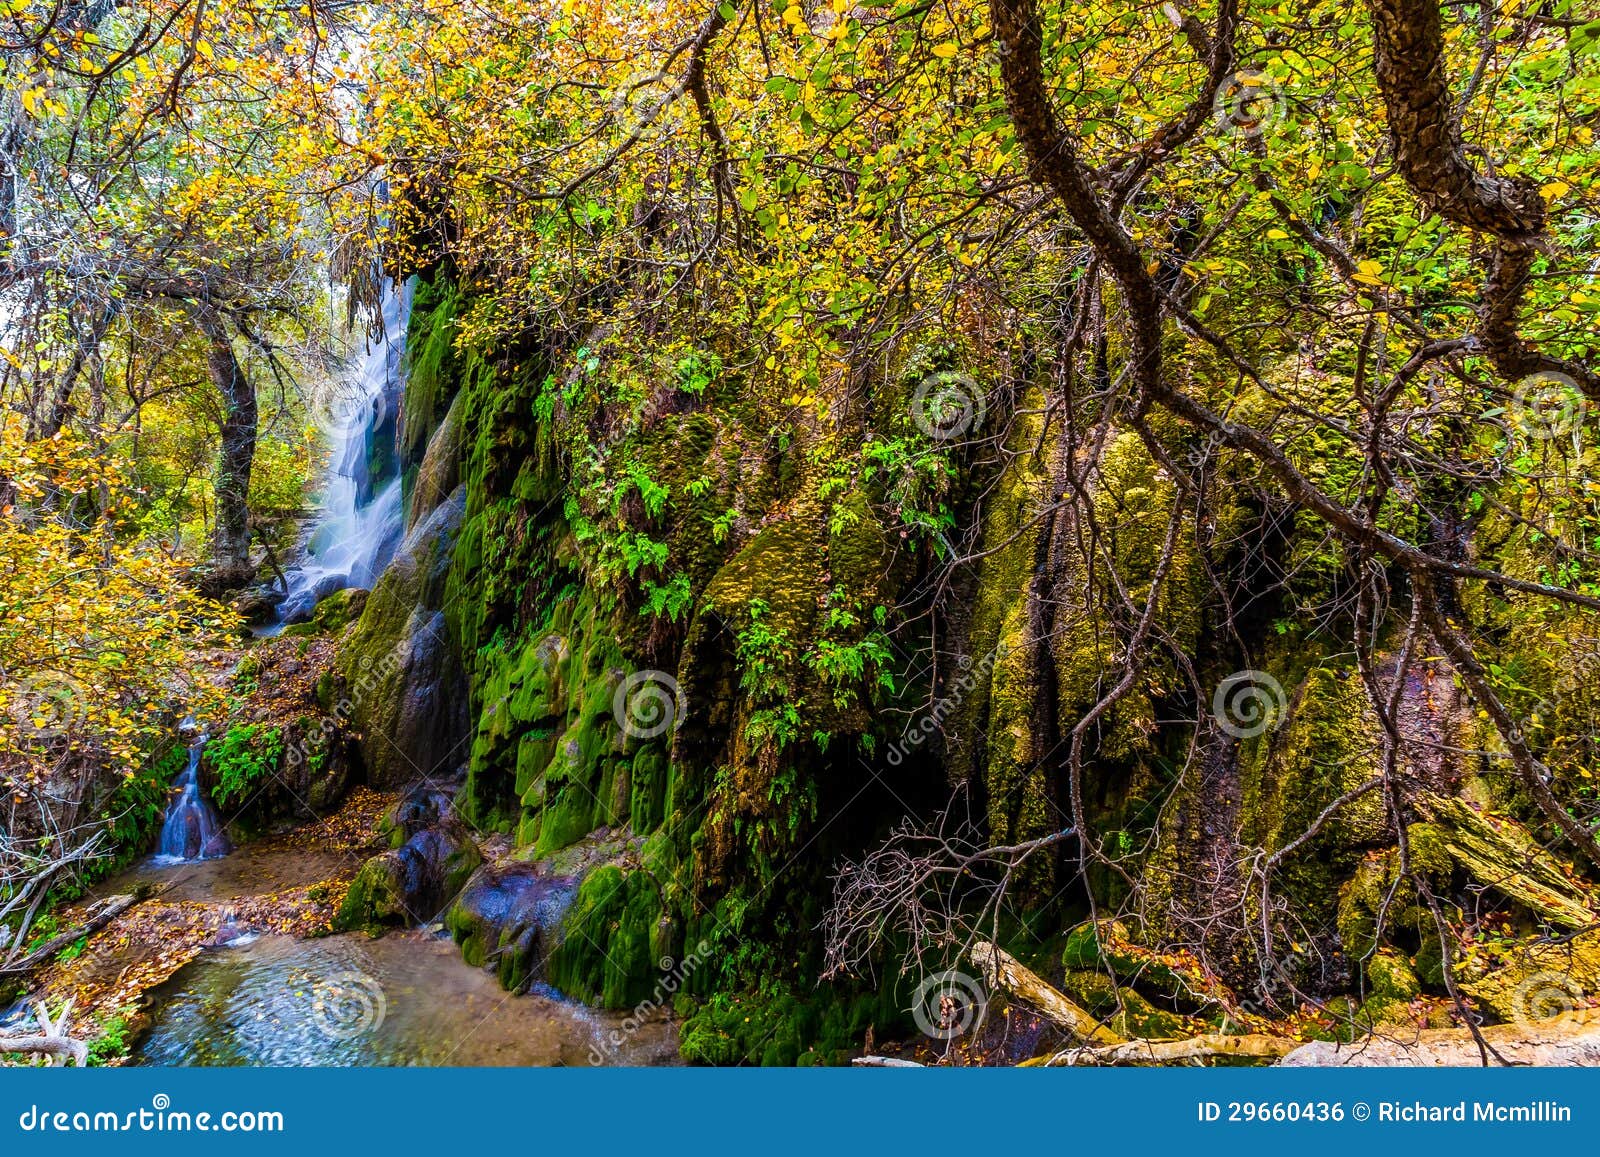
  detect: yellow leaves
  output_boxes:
[1352,259,1387,287]
[931,43,959,59]
[1541,180,1571,201]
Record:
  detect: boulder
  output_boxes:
[445,862,579,992]
[336,818,483,931]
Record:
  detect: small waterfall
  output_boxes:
[274,281,412,625]
[156,735,231,862]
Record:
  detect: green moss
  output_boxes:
[546,866,665,1007]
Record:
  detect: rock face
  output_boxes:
[232,585,284,627]
[445,862,580,992]
[407,389,462,532]
[334,484,469,788]
[1279,1011,1600,1066]
[213,636,358,834]
[336,786,483,930]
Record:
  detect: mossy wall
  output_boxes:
[350,274,1591,1062]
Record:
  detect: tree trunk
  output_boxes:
[198,310,257,589]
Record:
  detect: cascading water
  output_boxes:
[273,280,412,625]
[156,733,230,862]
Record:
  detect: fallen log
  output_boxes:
[0,999,88,1067]
[970,940,1125,1046]
[851,1055,926,1068]
[1039,1032,1298,1066]
[1416,794,1598,930]
[0,894,138,976]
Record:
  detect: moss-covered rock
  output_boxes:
[335,486,470,787]
[336,821,483,932]
[446,861,579,991]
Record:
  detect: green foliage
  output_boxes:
[207,723,285,809]
[87,1009,137,1067]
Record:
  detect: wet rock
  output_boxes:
[233,585,284,626]
[335,486,469,788]
[336,818,483,932]
[445,862,579,992]
[282,586,370,638]
[379,784,457,848]
[407,389,462,532]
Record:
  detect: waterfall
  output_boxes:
[156,734,231,862]
[274,280,412,625]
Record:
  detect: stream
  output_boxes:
[121,839,678,1067]
[120,277,679,1067]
